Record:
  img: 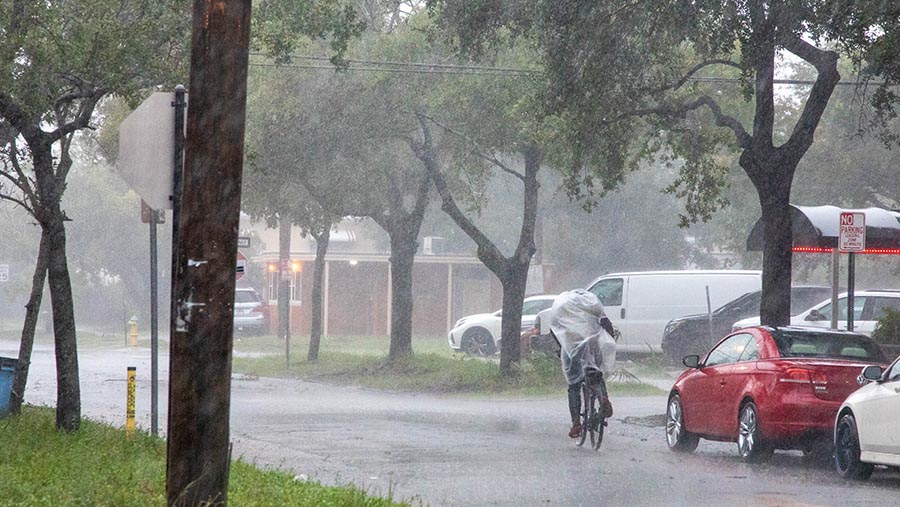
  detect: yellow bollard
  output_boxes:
[128,319,138,347]
[126,366,136,437]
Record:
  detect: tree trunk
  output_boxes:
[278,217,291,363]
[757,185,793,327]
[499,263,529,375]
[307,228,330,362]
[9,230,49,416]
[387,232,417,361]
[45,210,81,431]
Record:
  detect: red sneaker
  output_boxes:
[568,424,583,438]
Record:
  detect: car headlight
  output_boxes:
[454,318,467,328]
[664,320,683,335]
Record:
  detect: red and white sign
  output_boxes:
[236,251,247,281]
[839,212,866,252]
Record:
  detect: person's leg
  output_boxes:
[567,382,582,437]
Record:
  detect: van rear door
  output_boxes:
[587,277,625,337]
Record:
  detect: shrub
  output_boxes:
[871,308,900,345]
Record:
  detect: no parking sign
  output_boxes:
[839,212,866,252]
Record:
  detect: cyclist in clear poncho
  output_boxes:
[547,290,617,438]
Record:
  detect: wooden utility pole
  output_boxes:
[166,1,252,505]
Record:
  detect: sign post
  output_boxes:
[236,251,247,281]
[839,212,866,331]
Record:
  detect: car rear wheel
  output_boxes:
[737,401,773,463]
[461,328,495,356]
[834,413,874,480]
[666,393,699,452]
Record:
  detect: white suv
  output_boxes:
[233,287,268,335]
[731,290,900,336]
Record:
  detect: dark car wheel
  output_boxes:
[834,413,874,480]
[461,328,495,356]
[737,401,773,463]
[666,393,699,453]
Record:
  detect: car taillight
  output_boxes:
[779,368,828,387]
[249,305,264,316]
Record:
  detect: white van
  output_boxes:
[585,270,761,353]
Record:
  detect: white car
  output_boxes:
[448,295,557,356]
[833,354,900,479]
[731,290,900,335]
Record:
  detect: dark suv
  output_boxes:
[661,285,832,363]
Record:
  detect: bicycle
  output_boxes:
[575,368,608,451]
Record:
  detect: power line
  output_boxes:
[249,53,888,87]
[248,62,533,76]
[248,52,539,75]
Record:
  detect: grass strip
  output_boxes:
[233,347,664,397]
[0,407,409,507]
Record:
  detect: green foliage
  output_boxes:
[0,407,408,507]
[253,0,365,67]
[872,308,900,345]
[0,0,190,115]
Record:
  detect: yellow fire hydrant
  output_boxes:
[128,318,139,347]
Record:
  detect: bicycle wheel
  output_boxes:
[590,376,606,451]
[576,381,589,447]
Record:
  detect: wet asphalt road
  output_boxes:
[3,339,899,506]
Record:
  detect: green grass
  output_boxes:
[0,407,409,507]
[232,335,664,397]
[0,328,134,350]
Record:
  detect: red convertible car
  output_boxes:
[665,326,887,462]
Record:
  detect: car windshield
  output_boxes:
[234,290,260,304]
[713,291,758,315]
[772,329,886,362]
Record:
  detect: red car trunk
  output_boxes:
[774,359,873,402]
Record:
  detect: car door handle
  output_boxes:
[719,380,726,386]
[620,308,625,319]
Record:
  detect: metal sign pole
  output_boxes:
[150,209,159,436]
[847,252,855,331]
[831,249,839,330]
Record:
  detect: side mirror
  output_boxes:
[682,355,701,369]
[861,365,884,382]
[805,309,826,322]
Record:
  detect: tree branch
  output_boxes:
[631,95,752,150]
[780,36,840,160]
[47,89,106,142]
[6,141,39,207]
[0,92,41,141]
[0,192,34,216]
[412,111,507,273]
[417,111,525,182]
[644,59,744,95]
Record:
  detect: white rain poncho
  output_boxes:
[548,290,617,385]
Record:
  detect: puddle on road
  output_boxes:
[622,414,666,427]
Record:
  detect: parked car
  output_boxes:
[233,287,268,335]
[661,286,832,363]
[732,290,900,335]
[585,270,761,353]
[665,326,888,462]
[833,354,900,479]
[448,295,557,356]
